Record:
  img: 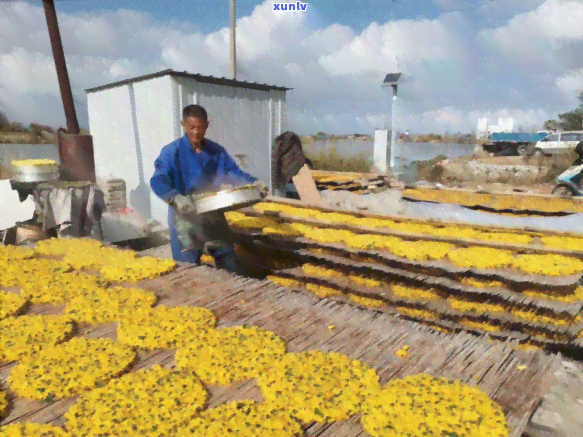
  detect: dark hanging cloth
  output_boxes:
[271,131,306,188]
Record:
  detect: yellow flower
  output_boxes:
[182,400,303,436]
[66,365,208,436]
[392,284,441,301]
[361,374,509,437]
[396,345,409,358]
[64,286,157,324]
[0,258,71,288]
[0,424,68,436]
[176,326,287,385]
[301,263,342,278]
[35,237,104,256]
[0,315,74,362]
[9,338,136,399]
[0,245,37,262]
[328,324,336,330]
[117,306,216,349]
[258,350,381,423]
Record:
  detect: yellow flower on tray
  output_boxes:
[511,254,583,277]
[9,338,136,399]
[389,241,455,261]
[306,283,343,298]
[0,315,74,362]
[0,424,68,437]
[64,286,158,324]
[349,294,387,308]
[396,345,409,358]
[66,365,208,436]
[100,256,177,282]
[181,400,304,437]
[361,374,509,437]
[301,263,343,278]
[267,276,303,289]
[20,271,108,305]
[258,350,381,423]
[176,326,287,385]
[448,247,515,270]
[0,292,27,320]
[118,306,217,349]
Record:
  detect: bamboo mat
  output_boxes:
[0,264,559,437]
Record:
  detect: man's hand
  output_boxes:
[170,194,197,216]
[253,180,269,197]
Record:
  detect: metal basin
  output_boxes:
[11,164,59,183]
[193,185,263,214]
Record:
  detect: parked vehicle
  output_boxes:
[482,132,548,156]
[532,131,583,157]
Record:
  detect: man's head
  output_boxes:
[181,105,209,147]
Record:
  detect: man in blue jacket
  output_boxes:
[150,104,268,274]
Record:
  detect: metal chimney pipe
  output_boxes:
[230,0,236,80]
[42,0,80,135]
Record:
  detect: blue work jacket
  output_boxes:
[150,134,257,262]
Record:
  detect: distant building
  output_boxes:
[476,117,515,138]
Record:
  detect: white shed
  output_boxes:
[85,69,289,229]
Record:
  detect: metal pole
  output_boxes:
[390,85,397,171]
[230,0,236,80]
[42,0,80,135]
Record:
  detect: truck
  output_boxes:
[482,132,549,156]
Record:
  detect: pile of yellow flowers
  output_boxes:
[176,326,287,385]
[0,292,27,319]
[541,235,583,252]
[9,338,136,399]
[183,400,304,437]
[448,247,515,270]
[461,278,505,289]
[361,374,509,437]
[20,271,108,304]
[511,254,583,277]
[63,246,137,270]
[448,297,507,315]
[0,258,72,288]
[523,287,583,303]
[0,315,74,362]
[64,286,157,324]
[258,350,381,423]
[66,365,208,436]
[35,237,104,256]
[0,389,6,418]
[389,240,455,261]
[118,306,216,349]
[0,245,36,262]
[0,424,68,437]
[101,256,177,282]
[396,306,438,320]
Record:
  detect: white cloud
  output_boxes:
[1,0,582,136]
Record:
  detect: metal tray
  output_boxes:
[193,185,263,214]
[12,164,59,183]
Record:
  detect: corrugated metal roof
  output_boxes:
[85,69,291,93]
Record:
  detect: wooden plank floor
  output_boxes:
[0,264,559,436]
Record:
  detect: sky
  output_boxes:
[2,0,583,135]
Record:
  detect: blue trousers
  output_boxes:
[168,208,261,277]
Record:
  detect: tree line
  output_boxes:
[543,92,583,132]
